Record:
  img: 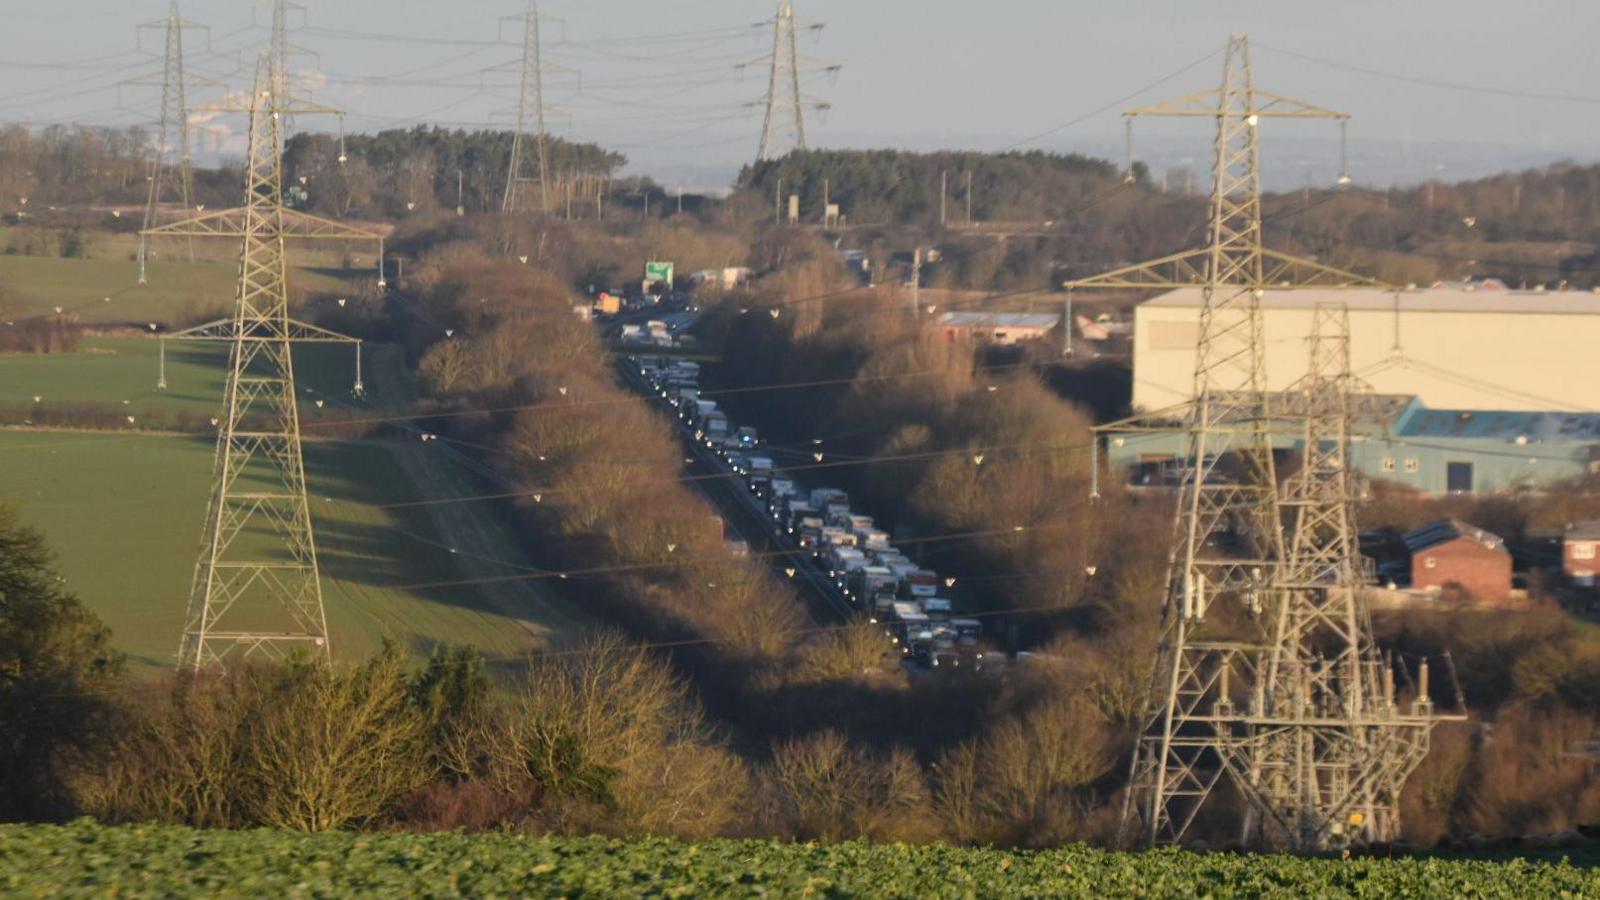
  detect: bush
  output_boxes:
[487,632,747,838]
[80,648,433,831]
[761,730,935,843]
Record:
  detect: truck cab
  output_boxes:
[797,520,824,550]
[950,618,982,644]
[857,528,891,551]
[700,411,729,446]
[848,565,900,607]
[901,568,939,599]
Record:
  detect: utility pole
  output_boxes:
[456,169,464,216]
[137,0,203,284]
[940,169,948,227]
[910,247,922,316]
[965,169,974,223]
[822,177,829,223]
[1062,289,1072,358]
[1066,33,1445,851]
[143,51,381,671]
[756,2,807,161]
[775,176,783,225]
[502,0,549,215]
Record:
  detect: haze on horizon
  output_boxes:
[2,0,1596,190]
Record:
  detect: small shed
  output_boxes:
[1403,519,1512,602]
[938,312,1060,345]
[1564,520,1600,586]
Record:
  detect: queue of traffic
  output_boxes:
[628,353,984,668]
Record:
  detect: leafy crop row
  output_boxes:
[2,821,1596,898]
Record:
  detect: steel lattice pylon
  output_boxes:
[136,0,199,284]
[1067,34,1450,851]
[144,53,380,672]
[502,0,550,215]
[1229,304,1440,848]
[756,2,806,162]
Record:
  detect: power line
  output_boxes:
[376,434,1092,513]
[1254,41,1600,106]
[385,518,1082,594]
[996,47,1222,153]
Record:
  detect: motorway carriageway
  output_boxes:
[615,359,857,627]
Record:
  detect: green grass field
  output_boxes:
[2,823,1595,897]
[0,429,565,677]
[0,335,382,421]
[0,254,373,323]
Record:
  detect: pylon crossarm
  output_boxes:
[161,317,360,344]
[189,95,346,118]
[1063,247,1388,292]
[1063,247,1211,290]
[1127,87,1348,119]
[143,206,383,240]
[1259,250,1392,290]
[1095,399,1302,435]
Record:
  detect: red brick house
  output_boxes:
[1564,520,1600,587]
[1403,519,1512,602]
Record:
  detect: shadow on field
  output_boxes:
[298,443,536,636]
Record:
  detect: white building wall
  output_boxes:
[1132,289,1600,412]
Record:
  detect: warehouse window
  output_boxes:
[1447,461,1473,494]
[1425,557,1437,569]
[1576,543,1597,561]
[1381,456,1396,472]
[1404,458,1419,473]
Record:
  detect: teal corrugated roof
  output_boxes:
[1398,408,1600,441]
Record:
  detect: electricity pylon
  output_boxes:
[142,52,381,671]
[755,2,806,161]
[1066,33,1446,850]
[271,0,292,99]
[1242,303,1441,847]
[266,0,316,102]
[136,1,204,284]
[502,0,550,214]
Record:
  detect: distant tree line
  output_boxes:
[0,124,238,210]
[282,127,627,221]
[735,148,1144,226]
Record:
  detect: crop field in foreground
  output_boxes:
[0,429,576,677]
[1,823,1594,898]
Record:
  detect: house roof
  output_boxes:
[938,312,1061,330]
[1402,518,1507,554]
[1145,285,1600,316]
[1567,520,1600,540]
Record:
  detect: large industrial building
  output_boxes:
[1112,284,1600,495]
[1132,285,1600,413]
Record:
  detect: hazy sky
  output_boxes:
[3,1,1598,188]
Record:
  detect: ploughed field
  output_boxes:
[1,822,1594,897]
